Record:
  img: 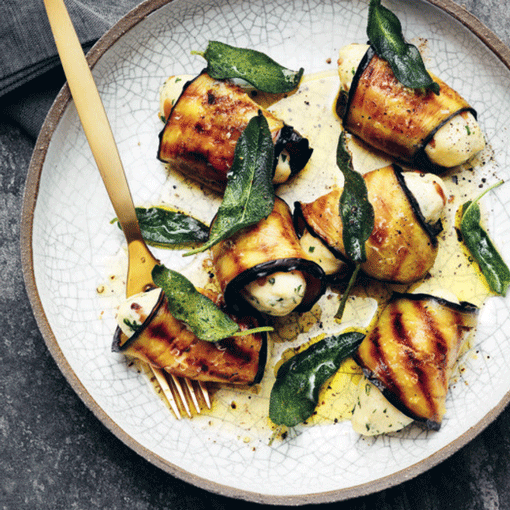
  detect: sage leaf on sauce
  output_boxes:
[113,207,209,247]
[335,132,374,320]
[184,111,275,256]
[152,264,272,342]
[269,331,365,427]
[460,181,510,296]
[367,0,440,94]
[192,40,304,94]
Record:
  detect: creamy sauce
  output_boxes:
[99,70,498,441]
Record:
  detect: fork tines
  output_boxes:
[150,367,211,419]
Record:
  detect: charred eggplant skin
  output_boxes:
[157,72,312,191]
[337,46,477,173]
[211,197,326,314]
[112,290,267,385]
[354,292,479,429]
[294,164,441,284]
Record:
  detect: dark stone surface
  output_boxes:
[1,1,510,509]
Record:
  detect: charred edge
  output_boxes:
[390,292,479,315]
[412,107,478,173]
[111,289,165,353]
[393,164,443,244]
[224,257,327,315]
[156,72,203,163]
[336,45,375,123]
[275,125,313,177]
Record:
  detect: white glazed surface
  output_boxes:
[27,0,510,502]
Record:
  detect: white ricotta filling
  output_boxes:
[116,288,162,338]
[425,111,485,168]
[241,270,307,316]
[159,74,194,121]
[351,377,413,436]
[402,171,447,225]
[337,43,370,92]
[299,230,346,276]
[273,149,292,184]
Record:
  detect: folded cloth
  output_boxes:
[0,0,142,97]
[0,0,143,138]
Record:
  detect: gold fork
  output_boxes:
[43,0,210,418]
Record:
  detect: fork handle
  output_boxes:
[44,0,158,296]
[43,0,142,244]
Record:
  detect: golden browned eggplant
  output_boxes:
[353,292,479,430]
[336,45,485,171]
[157,72,312,191]
[294,164,443,284]
[112,288,267,385]
[211,197,326,316]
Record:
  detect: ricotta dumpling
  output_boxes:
[295,165,446,284]
[337,44,485,170]
[158,72,313,191]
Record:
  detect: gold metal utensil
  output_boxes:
[43,0,210,418]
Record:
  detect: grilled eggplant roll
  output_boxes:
[353,292,479,430]
[157,72,313,192]
[112,288,267,385]
[294,164,445,284]
[211,197,326,316]
[336,44,485,171]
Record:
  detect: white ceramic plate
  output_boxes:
[22,0,510,504]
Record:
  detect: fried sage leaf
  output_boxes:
[460,182,510,296]
[114,207,209,247]
[367,0,440,94]
[184,111,275,256]
[192,40,304,93]
[269,331,365,427]
[335,132,374,320]
[337,132,374,264]
[152,264,271,342]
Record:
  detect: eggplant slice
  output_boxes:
[211,197,326,315]
[158,72,312,191]
[354,292,479,430]
[112,289,267,386]
[294,164,441,284]
[337,46,477,173]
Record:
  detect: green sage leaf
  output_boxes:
[152,264,273,342]
[184,111,275,256]
[152,264,240,341]
[113,207,209,247]
[460,182,510,296]
[269,331,365,427]
[192,40,304,93]
[367,0,440,94]
[337,132,374,264]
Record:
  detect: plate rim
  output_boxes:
[20,0,510,504]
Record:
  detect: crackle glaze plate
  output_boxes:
[21,0,510,504]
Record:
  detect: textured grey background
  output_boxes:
[1,0,510,508]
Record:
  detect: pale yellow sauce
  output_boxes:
[99,70,498,442]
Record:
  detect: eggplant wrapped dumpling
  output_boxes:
[211,197,326,316]
[295,164,446,284]
[112,288,267,385]
[158,72,313,191]
[353,292,479,431]
[336,44,485,171]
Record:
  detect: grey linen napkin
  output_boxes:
[0,0,142,138]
